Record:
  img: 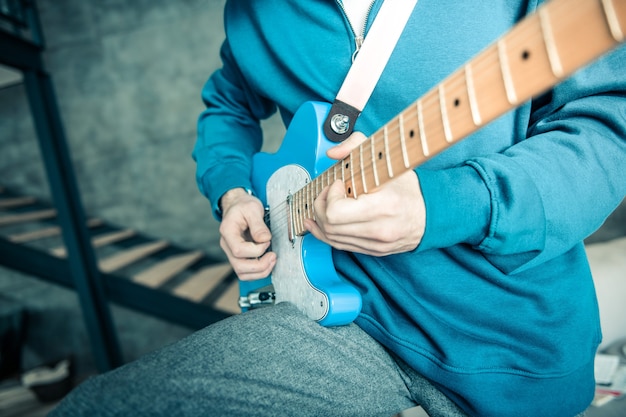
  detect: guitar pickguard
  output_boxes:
[266,164,329,322]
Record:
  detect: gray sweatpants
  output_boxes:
[47,303,471,416]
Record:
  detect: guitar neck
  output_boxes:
[290,0,625,237]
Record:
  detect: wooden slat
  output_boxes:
[7,218,103,243]
[0,196,36,209]
[0,384,59,417]
[132,250,203,288]
[172,262,233,303]
[50,229,136,258]
[98,240,168,273]
[213,278,241,314]
[8,226,62,243]
[0,209,56,227]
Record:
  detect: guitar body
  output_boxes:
[247,101,362,326]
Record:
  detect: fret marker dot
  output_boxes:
[409,130,415,138]
[378,152,383,160]
[454,98,460,107]
[521,50,530,60]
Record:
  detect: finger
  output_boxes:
[304,218,327,244]
[219,224,271,259]
[245,211,272,243]
[326,131,368,160]
[221,238,276,280]
[236,254,277,281]
[322,180,373,225]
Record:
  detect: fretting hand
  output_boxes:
[304,132,426,256]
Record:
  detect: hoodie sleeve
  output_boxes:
[193,39,277,219]
[416,44,626,274]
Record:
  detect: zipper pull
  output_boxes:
[351,35,364,62]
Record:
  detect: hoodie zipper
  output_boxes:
[336,0,376,62]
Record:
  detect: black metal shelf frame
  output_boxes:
[0,0,232,373]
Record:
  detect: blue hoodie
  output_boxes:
[194,1,626,415]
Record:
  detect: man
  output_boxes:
[52,1,626,416]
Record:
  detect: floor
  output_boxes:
[0,382,58,417]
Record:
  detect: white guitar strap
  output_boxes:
[324,0,419,142]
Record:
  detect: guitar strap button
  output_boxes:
[323,99,361,143]
[330,114,350,134]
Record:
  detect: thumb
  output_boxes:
[245,210,271,243]
[326,131,368,160]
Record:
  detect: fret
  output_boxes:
[300,187,306,225]
[465,64,482,126]
[499,13,556,102]
[472,44,510,124]
[298,188,305,229]
[497,39,519,105]
[359,143,368,194]
[306,183,313,220]
[299,188,309,231]
[326,168,331,188]
[350,145,364,197]
[383,126,394,178]
[296,190,304,235]
[438,84,453,142]
[286,194,295,239]
[417,100,429,157]
[399,114,410,168]
[539,7,564,78]
[550,0,618,78]
[439,71,477,144]
[340,158,345,185]
[300,187,305,223]
[402,118,423,169]
[370,136,380,187]
[348,152,356,198]
[372,133,386,184]
[601,0,624,41]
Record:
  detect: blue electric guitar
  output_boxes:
[241,0,626,326]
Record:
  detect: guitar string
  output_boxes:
[264,0,609,235]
